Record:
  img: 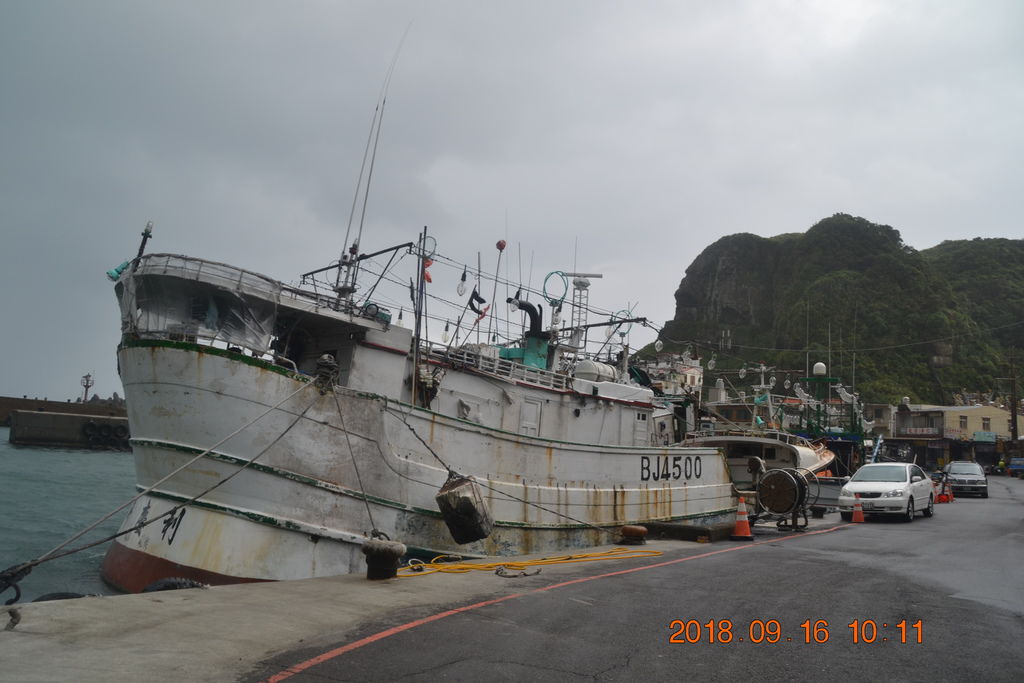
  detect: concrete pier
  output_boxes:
[7,410,130,450]
[0,541,645,682]
[0,395,126,426]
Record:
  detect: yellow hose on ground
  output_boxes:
[397,547,663,577]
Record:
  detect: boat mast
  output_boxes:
[411,226,429,404]
[335,31,408,305]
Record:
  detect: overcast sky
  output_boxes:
[2,1,1022,402]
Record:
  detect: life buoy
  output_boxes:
[82,421,98,437]
[113,425,128,439]
[98,424,113,438]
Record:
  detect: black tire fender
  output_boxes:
[142,577,207,593]
[32,592,86,602]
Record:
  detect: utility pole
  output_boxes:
[1010,357,1020,458]
[996,356,1019,459]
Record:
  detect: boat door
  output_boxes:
[633,411,650,447]
[520,398,541,437]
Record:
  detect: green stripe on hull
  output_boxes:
[135,439,732,531]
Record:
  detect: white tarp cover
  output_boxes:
[116,255,281,351]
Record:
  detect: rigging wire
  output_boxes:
[338,23,412,292]
[1,381,317,603]
[332,390,382,537]
[35,381,312,565]
[350,251,629,330]
[378,401,721,540]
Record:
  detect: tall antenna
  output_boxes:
[336,24,412,300]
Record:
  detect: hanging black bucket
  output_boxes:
[435,474,494,544]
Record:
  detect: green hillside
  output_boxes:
[656,214,1022,405]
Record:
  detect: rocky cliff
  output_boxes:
[657,214,1023,405]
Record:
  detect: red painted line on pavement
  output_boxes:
[264,524,851,681]
[532,523,851,592]
[264,593,527,683]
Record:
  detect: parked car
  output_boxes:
[943,461,988,498]
[838,462,935,522]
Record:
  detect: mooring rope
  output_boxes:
[398,547,664,577]
[1,380,316,604]
[331,389,385,539]
[380,400,623,540]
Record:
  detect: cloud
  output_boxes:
[1,0,1022,400]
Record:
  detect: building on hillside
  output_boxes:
[642,352,703,395]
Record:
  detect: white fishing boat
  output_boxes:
[101,232,734,592]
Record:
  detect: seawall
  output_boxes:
[0,395,126,426]
[8,410,130,450]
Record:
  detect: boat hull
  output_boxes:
[104,341,734,590]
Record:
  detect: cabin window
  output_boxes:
[959,416,968,430]
[982,417,991,431]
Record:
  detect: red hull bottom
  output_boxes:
[101,540,270,593]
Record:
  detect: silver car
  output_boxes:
[943,461,988,498]
[838,462,935,522]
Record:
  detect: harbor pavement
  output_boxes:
[1,519,838,682]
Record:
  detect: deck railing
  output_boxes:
[421,341,572,391]
[133,253,383,321]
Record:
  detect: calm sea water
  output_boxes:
[0,427,137,603]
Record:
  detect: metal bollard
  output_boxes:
[362,538,407,580]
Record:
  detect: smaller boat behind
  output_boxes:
[642,356,838,520]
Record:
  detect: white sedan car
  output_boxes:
[838,462,935,522]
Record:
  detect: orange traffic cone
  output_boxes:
[730,496,754,541]
[852,494,865,523]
